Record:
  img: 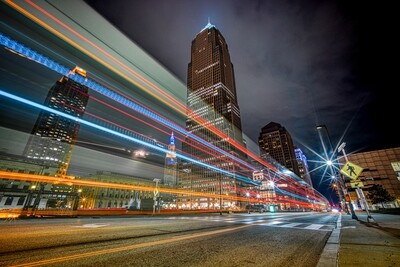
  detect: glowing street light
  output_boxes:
[316,124,350,215]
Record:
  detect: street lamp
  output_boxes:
[316,125,350,215]
[246,192,250,213]
[219,176,223,215]
[153,178,161,215]
[316,125,335,164]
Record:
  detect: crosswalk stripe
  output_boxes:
[166,216,334,231]
[304,224,324,230]
[264,221,284,225]
[280,223,302,228]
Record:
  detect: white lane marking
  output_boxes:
[264,220,284,225]
[73,224,110,228]
[304,224,325,230]
[280,223,302,228]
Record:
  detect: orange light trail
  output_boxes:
[86,94,251,172]
[0,171,253,203]
[5,0,279,177]
[24,0,187,115]
[65,94,252,175]
[3,0,324,201]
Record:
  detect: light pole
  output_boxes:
[73,188,82,211]
[23,184,36,212]
[338,142,374,222]
[153,178,161,215]
[316,125,350,214]
[246,192,250,213]
[219,176,223,215]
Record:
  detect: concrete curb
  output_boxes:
[316,214,341,267]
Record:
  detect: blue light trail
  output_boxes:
[0,89,260,186]
[0,32,256,172]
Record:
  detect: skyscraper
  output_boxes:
[163,132,177,186]
[180,21,245,209]
[23,66,90,176]
[258,122,300,177]
[295,147,313,186]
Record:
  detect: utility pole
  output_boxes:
[338,142,359,220]
[153,179,161,215]
[219,176,223,215]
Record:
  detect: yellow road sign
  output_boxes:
[350,181,364,188]
[340,161,363,180]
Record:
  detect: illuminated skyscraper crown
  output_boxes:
[200,17,216,32]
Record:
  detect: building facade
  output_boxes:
[295,147,313,186]
[338,147,400,209]
[23,66,90,177]
[0,153,67,210]
[258,122,300,177]
[180,21,246,210]
[76,171,156,210]
[0,67,90,211]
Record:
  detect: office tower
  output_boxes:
[258,122,300,177]
[163,132,177,186]
[180,21,245,209]
[295,147,313,186]
[23,66,90,176]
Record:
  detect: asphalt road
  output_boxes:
[0,212,339,267]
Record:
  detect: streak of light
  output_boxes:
[5,0,187,115]
[0,4,325,200]
[0,171,252,203]
[0,32,260,184]
[0,89,259,186]
[86,94,251,172]
[0,31,256,175]
[1,169,328,206]
[3,0,286,180]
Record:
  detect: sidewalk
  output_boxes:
[338,212,400,267]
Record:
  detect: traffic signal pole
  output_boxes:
[338,142,375,222]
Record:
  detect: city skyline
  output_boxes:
[0,3,398,265]
[1,0,395,206]
[85,0,398,200]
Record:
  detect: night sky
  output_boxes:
[82,0,398,202]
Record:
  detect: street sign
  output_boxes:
[340,161,363,180]
[350,181,364,188]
